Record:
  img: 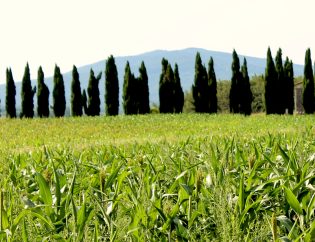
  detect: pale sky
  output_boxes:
[0,0,314,83]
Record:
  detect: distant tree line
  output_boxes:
[5,55,123,118]
[265,48,294,114]
[4,47,315,118]
[159,59,184,113]
[192,53,217,113]
[123,61,150,114]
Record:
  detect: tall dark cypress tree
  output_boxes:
[159,64,175,113]
[21,63,36,118]
[240,58,253,115]
[159,58,169,113]
[208,58,217,113]
[6,68,16,118]
[71,65,82,117]
[159,58,168,85]
[173,63,184,113]
[82,89,88,115]
[265,47,277,114]
[53,65,66,117]
[105,55,119,116]
[37,66,50,117]
[284,57,294,114]
[229,50,242,113]
[123,62,137,115]
[138,61,150,114]
[303,48,314,114]
[192,52,208,112]
[275,48,285,114]
[87,69,102,116]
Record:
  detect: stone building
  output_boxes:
[294,81,303,113]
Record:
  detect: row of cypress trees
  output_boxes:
[229,50,252,115]
[123,61,150,114]
[191,48,296,116]
[5,48,315,118]
[265,48,294,114]
[192,50,252,115]
[6,55,184,118]
[159,59,184,113]
[192,53,218,113]
[5,55,121,118]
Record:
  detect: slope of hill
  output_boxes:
[0,48,304,115]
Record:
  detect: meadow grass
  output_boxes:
[0,114,315,241]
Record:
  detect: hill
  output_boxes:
[0,48,304,115]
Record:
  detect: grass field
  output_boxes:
[1,114,315,241]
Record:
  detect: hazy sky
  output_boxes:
[0,0,314,83]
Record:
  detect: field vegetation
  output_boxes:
[1,114,315,241]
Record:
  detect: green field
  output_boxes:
[1,114,315,241]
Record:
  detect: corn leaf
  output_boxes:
[51,161,61,214]
[105,164,123,190]
[283,186,303,215]
[22,218,28,242]
[36,173,53,217]
[238,172,245,213]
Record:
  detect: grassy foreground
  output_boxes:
[0,114,315,241]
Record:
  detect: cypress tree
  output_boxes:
[20,63,36,118]
[284,57,294,114]
[265,47,277,114]
[159,64,175,113]
[87,69,102,116]
[159,58,168,85]
[71,65,82,117]
[275,48,285,114]
[159,58,169,113]
[123,62,137,115]
[37,66,50,117]
[229,50,241,113]
[303,48,314,114]
[208,58,217,113]
[82,89,88,115]
[138,61,150,114]
[192,52,208,112]
[105,55,119,116]
[6,68,16,118]
[53,65,66,117]
[240,58,253,115]
[173,63,184,113]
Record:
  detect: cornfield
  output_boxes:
[0,114,315,241]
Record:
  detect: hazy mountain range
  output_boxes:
[0,48,304,115]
